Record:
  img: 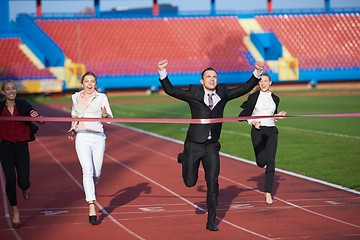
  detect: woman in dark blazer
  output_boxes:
[239,73,286,204]
[0,80,43,228]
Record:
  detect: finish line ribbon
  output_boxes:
[0,113,359,124]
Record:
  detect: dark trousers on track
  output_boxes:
[179,140,221,224]
[251,126,278,194]
[0,141,31,206]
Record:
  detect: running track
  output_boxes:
[1,103,359,240]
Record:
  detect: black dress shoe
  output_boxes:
[89,215,97,225]
[177,152,184,164]
[206,222,219,231]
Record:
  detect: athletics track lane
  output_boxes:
[0,103,359,240]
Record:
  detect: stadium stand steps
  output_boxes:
[255,13,360,70]
[0,38,55,80]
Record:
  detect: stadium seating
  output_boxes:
[8,13,358,80]
[255,13,360,70]
[35,16,255,76]
[0,38,55,80]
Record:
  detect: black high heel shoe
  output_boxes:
[88,202,97,225]
[12,221,20,229]
[22,189,30,200]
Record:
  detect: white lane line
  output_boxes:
[284,197,360,202]
[221,129,251,137]
[220,152,360,195]
[220,126,360,140]
[18,202,190,211]
[15,201,360,217]
[40,210,69,216]
[278,126,360,140]
[272,233,360,240]
[49,117,360,232]
[116,123,360,195]
[36,139,145,240]
[0,165,22,240]
[113,105,187,116]
[104,150,273,240]
[109,125,360,229]
[218,175,360,229]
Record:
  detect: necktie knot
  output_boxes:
[208,93,214,109]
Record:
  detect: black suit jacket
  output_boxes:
[238,91,280,119]
[160,74,260,143]
[0,99,39,141]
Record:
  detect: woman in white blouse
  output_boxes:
[68,71,113,224]
[239,73,286,204]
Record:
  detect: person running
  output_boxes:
[68,71,113,225]
[0,80,44,228]
[158,59,264,231]
[239,73,286,204]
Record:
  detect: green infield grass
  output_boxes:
[108,93,360,191]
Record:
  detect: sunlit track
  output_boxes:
[32,120,274,239]
[0,103,359,240]
[3,200,359,221]
[104,150,274,240]
[0,165,21,240]
[36,139,146,240]
[106,129,360,230]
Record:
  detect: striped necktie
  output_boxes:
[208,93,214,109]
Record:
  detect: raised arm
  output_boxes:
[255,61,264,76]
[227,61,264,100]
[158,59,168,73]
[158,59,190,101]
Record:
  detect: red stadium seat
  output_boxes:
[255,14,360,70]
[0,38,55,79]
[35,16,254,76]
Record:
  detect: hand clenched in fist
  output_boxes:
[158,59,168,71]
[255,61,264,75]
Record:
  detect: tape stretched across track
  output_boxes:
[0,113,359,124]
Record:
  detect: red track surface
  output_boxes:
[1,103,359,240]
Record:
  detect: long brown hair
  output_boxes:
[252,73,272,93]
[81,71,98,84]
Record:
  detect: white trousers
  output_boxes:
[75,131,106,202]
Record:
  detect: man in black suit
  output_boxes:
[158,59,264,231]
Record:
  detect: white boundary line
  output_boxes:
[218,174,360,229]
[220,152,360,195]
[36,139,145,240]
[104,150,273,239]
[0,165,21,240]
[63,105,360,195]
[222,126,360,140]
[51,113,360,230]
[44,122,272,239]
[108,127,360,230]
[278,126,360,140]
[116,123,360,196]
